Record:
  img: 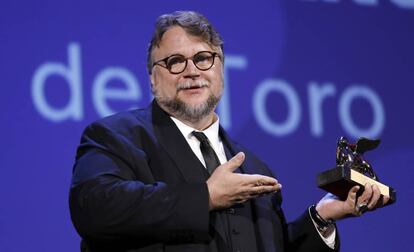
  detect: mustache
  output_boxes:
[176,80,210,91]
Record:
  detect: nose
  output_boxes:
[183,59,200,79]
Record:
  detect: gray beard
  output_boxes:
[156,93,220,123]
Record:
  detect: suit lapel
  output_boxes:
[151,101,209,183]
[219,127,245,174]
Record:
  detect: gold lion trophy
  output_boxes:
[317,137,396,206]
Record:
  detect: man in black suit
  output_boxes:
[69,11,388,252]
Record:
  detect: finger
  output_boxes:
[243,174,278,186]
[233,197,248,204]
[382,195,390,206]
[223,152,245,172]
[347,185,360,203]
[358,183,373,204]
[368,184,381,209]
[249,184,281,196]
[238,190,270,202]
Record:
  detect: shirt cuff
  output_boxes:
[309,211,336,249]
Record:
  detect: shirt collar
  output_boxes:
[170,115,221,145]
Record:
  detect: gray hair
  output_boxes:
[147,11,224,74]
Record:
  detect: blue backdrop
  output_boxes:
[1,0,413,251]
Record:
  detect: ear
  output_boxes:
[150,73,156,90]
[149,73,156,94]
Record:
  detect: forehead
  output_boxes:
[152,26,215,58]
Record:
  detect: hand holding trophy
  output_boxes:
[317,136,396,208]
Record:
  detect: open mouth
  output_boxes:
[183,86,203,90]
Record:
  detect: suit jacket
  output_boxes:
[69,100,339,252]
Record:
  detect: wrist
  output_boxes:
[206,181,218,210]
[309,205,335,233]
[315,202,333,220]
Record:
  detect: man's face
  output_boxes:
[150,26,224,123]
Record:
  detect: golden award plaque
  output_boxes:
[317,137,396,205]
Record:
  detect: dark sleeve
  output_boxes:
[286,210,340,252]
[69,121,211,244]
[255,158,340,252]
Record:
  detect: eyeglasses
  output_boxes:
[152,51,221,74]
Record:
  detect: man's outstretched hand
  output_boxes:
[206,152,282,210]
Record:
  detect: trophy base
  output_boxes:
[317,167,396,205]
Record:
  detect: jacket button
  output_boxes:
[232,228,240,235]
[227,208,235,214]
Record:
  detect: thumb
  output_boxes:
[224,152,245,172]
[348,185,360,202]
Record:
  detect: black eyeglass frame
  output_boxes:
[152,51,222,74]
